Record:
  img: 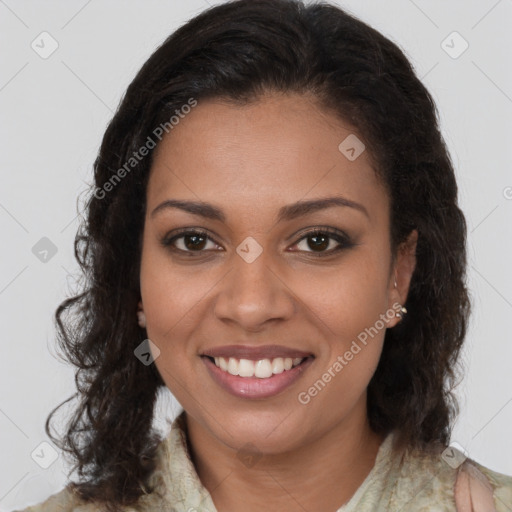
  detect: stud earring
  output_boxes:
[396,305,407,320]
[393,274,407,320]
[137,301,146,328]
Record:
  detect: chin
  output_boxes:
[209,409,307,454]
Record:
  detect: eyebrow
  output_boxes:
[150,196,369,223]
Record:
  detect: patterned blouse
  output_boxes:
[13,411,512,511]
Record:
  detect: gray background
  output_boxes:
[1,0,511,509]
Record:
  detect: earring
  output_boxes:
[393,274,407,320]
[137,301,146,328]
[396,305,407,320]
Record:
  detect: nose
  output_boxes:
[213,246,295,331]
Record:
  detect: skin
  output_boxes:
[139,92,417,512]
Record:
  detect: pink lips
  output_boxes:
[201,351,314,399]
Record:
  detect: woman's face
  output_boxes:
[140,92,415,454]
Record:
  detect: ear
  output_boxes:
[387,229,418,328]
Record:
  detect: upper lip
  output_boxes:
[201,344,314,360]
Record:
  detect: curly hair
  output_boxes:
[45,0,470,509]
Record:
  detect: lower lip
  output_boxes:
[201,356,314,399]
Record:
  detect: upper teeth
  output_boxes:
[213,357,305,378]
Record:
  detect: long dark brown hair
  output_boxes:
[46,0,470,509]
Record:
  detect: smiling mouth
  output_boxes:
[202,355,312,379]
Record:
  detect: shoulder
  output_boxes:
[10,440,171,512]
[10,486,97,512]
[388,440,512,511]
[9,483,162,512]
[10,433,173,512]
[470,459,512,511]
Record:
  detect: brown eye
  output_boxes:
[292,228,355,256]
[305,233,330,252]
[161,229,220,254]
[182,233,208,251]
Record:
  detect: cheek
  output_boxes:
[291,247,391,401]
[296,251,391,339]
[140,230,212,326]
[139,249,208,401]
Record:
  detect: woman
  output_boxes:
[14,0,512,510]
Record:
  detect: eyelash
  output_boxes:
[160,226,356,258]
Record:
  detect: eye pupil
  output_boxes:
[308,234,329,251]
[185,234,207,250]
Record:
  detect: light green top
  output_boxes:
[13,411,512,511]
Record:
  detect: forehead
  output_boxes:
[146,93,388,222]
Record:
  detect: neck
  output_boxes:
[184,399,387,512]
